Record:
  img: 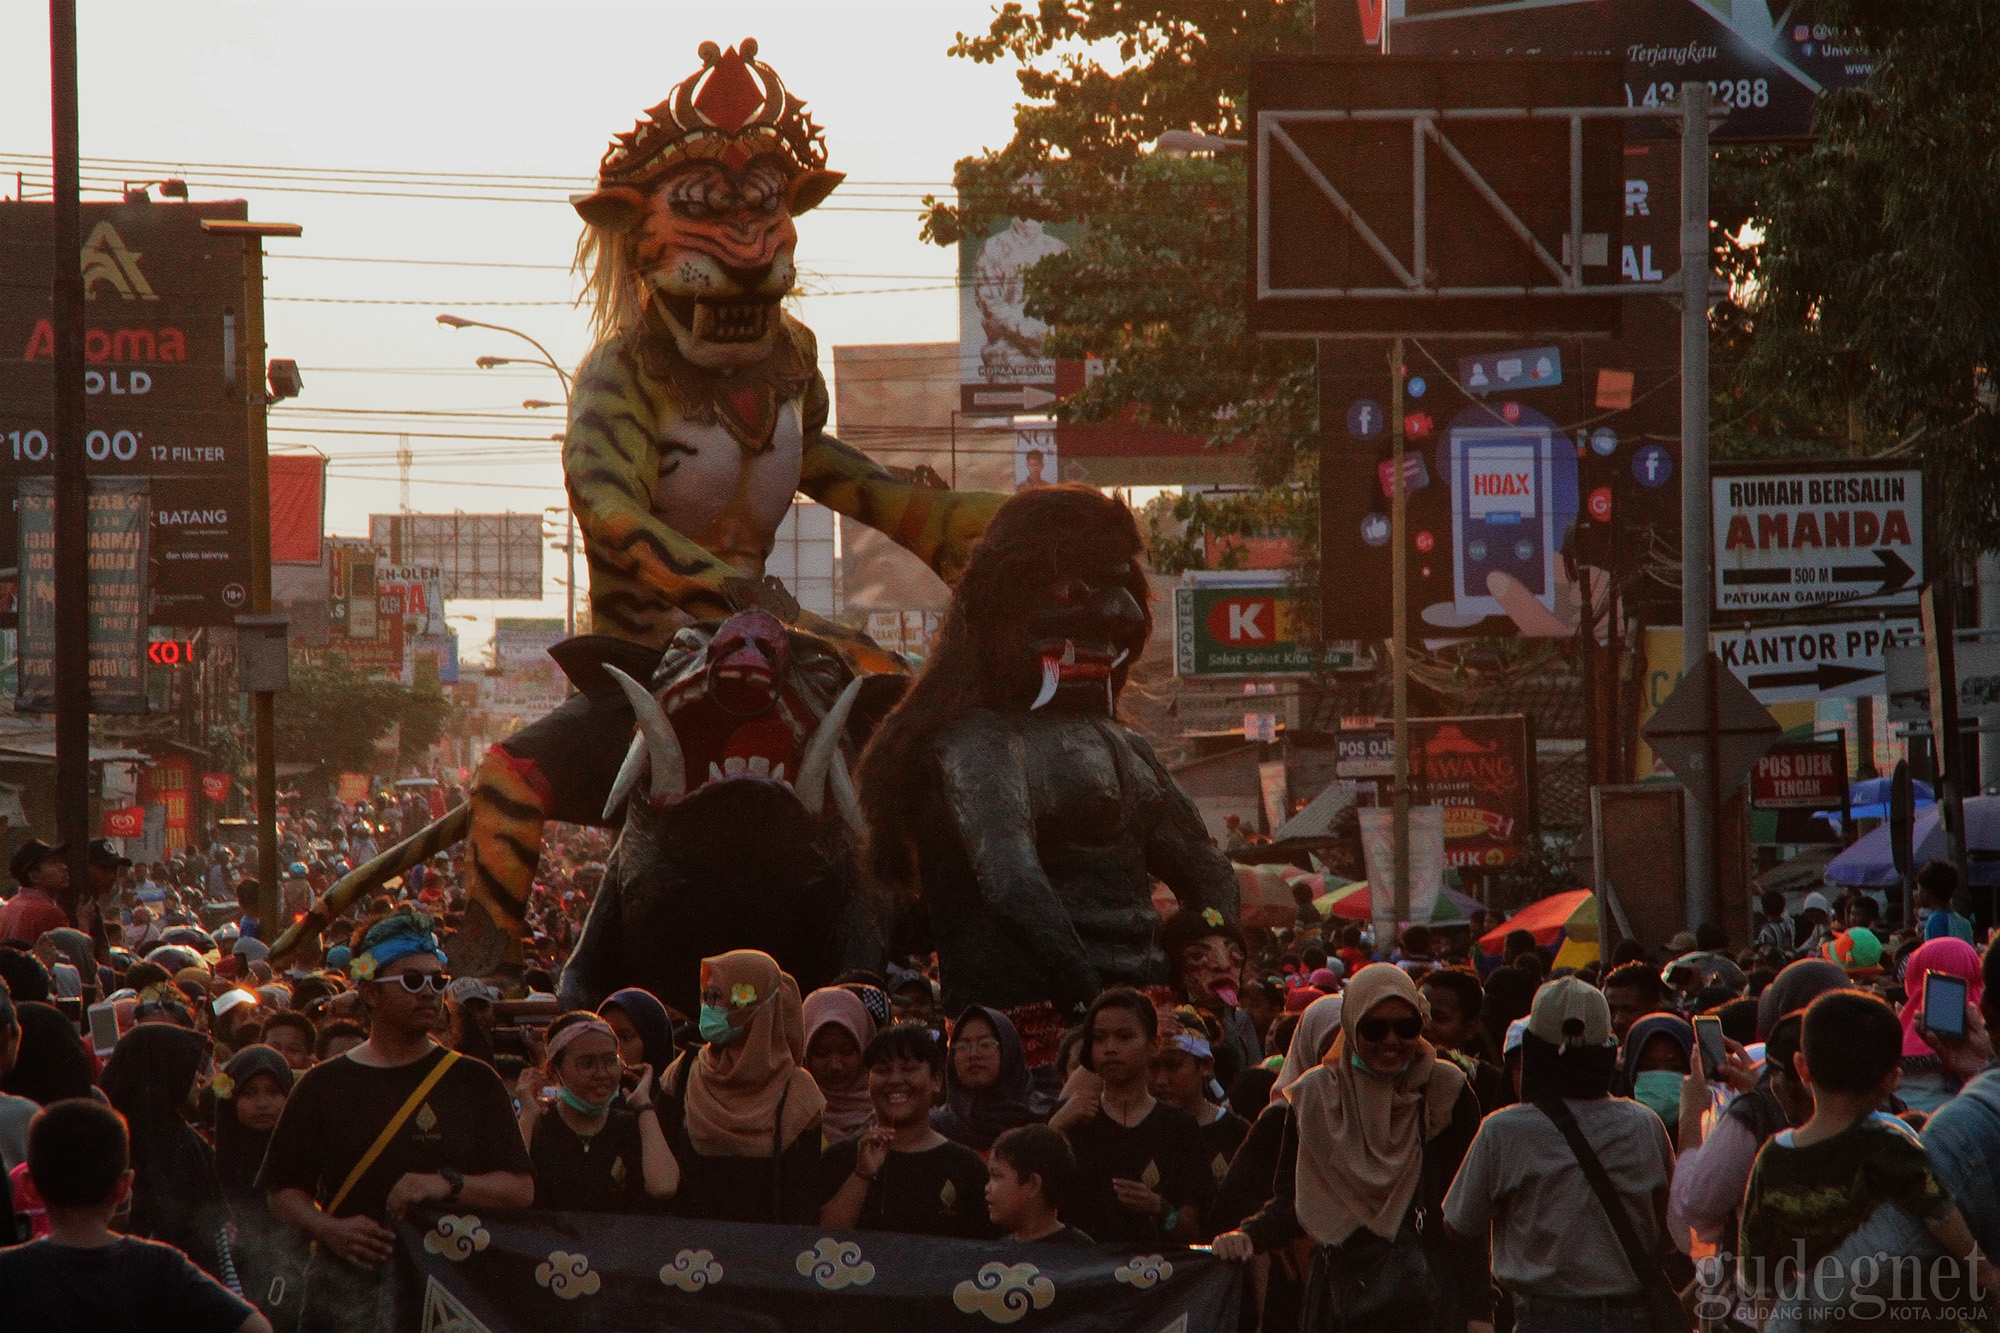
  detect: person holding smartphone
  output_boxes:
[1896,938,1984,1115]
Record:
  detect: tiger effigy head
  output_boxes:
[573,39,842,369]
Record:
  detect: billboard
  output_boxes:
[1712,463,1923,615]
[1335,1,1876,143]
[269,454,325,564]
[368,512,543,601]
[0,200,253,625]
[1174,576,1359,677]
[959,217,1073,415]
[488,617,569,715]
[1336,714,1538,868]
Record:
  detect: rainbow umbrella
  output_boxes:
[1478,888,1595,956]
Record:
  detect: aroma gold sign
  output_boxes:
[0,199,254,624]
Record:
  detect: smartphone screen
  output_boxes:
[1925,973,1969,1039]
[1694,1015,1727,1080]
[85,1002,119,1054]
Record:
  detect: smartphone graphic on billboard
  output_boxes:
[1448,426,1556,620]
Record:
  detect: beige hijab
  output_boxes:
[1269,991,1344,1107]
[1285,963,1465,1245]
[679,950,826,1158]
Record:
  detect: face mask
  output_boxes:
[557,1084,617,1117]
[1633,1069,1684,1124]
[698,1004,739,1046]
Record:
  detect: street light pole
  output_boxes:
[437,314,576,637]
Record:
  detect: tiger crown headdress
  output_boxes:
[572,40,843,354]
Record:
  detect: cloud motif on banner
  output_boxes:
[795,1237,875,1290]
[422,1215,490,1262]
[535,1250,602,1299]
[659,1248,724,1292]
[1114,1254,1175,1289]
[953,1261,1056,1324]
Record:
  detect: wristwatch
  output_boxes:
[440,1167,465,1202]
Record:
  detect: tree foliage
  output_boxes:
[1730,1,2000,562]
[922,2,1318,557]
[275,657,452,776]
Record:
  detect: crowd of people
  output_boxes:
[3,805,2000,1332]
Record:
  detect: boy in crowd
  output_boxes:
[1739,989,1998,1324]
[819,1024,995,1239]
[987,1125,1093,1245]
[0,1099,269,1333]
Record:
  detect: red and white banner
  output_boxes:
[102,806,145,840]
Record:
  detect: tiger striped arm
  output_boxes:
[798,429,1007,588]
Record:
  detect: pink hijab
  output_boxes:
[1899,937,1984,1057]
[802,986,876,1139]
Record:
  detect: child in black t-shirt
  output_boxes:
[1056,988,1213,1244]
[0,1099,266,1333]
[819,1025,994,1239]
[987,1125,1093,1245]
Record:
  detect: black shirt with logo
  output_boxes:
[529,1107,649,1212]
[1061,1101,1215,1245]
[257,1045,531,1221]
[818,1135,998,1239]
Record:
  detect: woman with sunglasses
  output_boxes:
[258,910,533,1333]
[515,1012,677,1212]
[1212,964,1486,1333]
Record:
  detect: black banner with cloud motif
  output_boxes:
[392,1209,1238,1332]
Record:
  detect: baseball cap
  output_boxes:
[446,976,500,1005]
[1667,931,1698,955]
[1802,891,1831,915]
[8,839,68,883]
[86,838,132,871]
[1526,975,1614,1051]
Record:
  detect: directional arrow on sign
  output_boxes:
[1745,661,1883,694]
[1720,548,1916,598]
[972,385,1059,409]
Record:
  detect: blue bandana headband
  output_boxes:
[351,913,446,982]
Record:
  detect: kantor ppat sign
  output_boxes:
[1711,464,1923,615]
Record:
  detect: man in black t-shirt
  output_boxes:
[819,1025,995,1239]
[259,911,532,1333]
[0,1099,266,1333]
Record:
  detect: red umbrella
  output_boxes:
[1478,888,1594,955]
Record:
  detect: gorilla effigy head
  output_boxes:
[857,485,1152,886]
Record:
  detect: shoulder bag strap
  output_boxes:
[770,1085,791,1222]
[325,1049,461,1216]
[1533,1097,1671,1295]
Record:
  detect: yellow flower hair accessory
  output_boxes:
[729,982,759,1009]
[350,953,377,982]
[1201,907,1225,928]
[211,1071,236,1099]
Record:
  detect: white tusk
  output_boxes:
[602,732,648,820]
[1029,659,1061,710]
[828,752,866,840]
[606,665,685,801]
[797,674,866,816]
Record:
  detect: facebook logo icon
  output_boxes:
[1345,399,1384,439]
[1631,443,1674,488]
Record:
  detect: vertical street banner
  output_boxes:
[16,477,151,714]
[392,1210,1240,1333]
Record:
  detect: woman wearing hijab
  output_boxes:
[930,1005,1042,1154]
[659,950,825,1224]
[1,1000,97,1107]
[1214,968,1482,1332]
[1619,1013,1696,1141]
[212,1044,306,1316]
[802,987,876,1142]
[1897,936,1985,1113]
[101,1023,227,1280]
[599,987,676,1080]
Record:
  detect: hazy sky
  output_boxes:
[0,1,1024,652]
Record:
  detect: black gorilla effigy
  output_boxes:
[858,486,1240,1056]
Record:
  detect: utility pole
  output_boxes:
[202,219,301,935]
[1679,81,1714,932]
[49,0,90,926]
[1382,336,1411,952]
